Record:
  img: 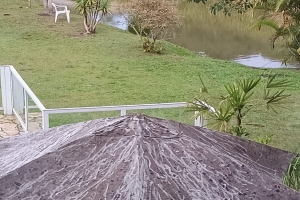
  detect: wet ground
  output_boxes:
[0,113,42,139]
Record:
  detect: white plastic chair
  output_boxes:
[52,3,70,23]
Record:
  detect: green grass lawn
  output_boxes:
[1,0,300,152]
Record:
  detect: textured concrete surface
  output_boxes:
[0,113,42,139]
[0,114,299,199]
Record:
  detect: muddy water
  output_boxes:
[102,2,295,68]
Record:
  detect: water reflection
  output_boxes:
[101,6,295,68]
[102,14,128,31]
[235,54,294,68]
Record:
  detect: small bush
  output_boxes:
[142,38,164,54]
[120,0,182,53]
[254,134,274,145]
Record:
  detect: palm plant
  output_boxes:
[188,75,291,137]
[76,0,110,34]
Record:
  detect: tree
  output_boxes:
[43,0,53,13]
[252,0,300,64]
[188,75,291,137]
[28,0,32,8]
[76,0,110,34]
[189,0,256,15]
[120,0,182,53]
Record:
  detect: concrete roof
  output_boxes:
[0,114,299,199]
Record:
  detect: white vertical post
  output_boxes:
[12,76,24,114]
[194,111,200,126]
[1,66,12,115]
[24,92,28,131]
[120,109,126,116]
[42,110,49,129]
[194,111,208,127]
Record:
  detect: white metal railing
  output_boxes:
[0,65,204,131]
[0,66,46,131]
[42,102,203,129]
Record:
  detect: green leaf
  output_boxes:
[264,89,291,112]
[187,99,216,117]
[237,77,261,93]
[198,75,208,93]
[266,75,291,88]
[251,20,280,31]
[210,102,235,132]
[224,81,254,111]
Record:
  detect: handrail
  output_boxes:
[1,65,202,130]
[42,102,190,129]
[43,102,187,114]
[9,66,46,111]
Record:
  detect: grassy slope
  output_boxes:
[1,0,300,152]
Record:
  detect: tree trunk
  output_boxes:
[43,0,53,13]
[84,17,90,34]
[237,109,242,127]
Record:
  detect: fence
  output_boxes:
[42,103,204,129]
[0,65,204,131]
[1,66,46,131]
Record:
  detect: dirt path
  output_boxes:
[50,0,119,13]
[51,0,76,7]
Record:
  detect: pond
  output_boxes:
[102,2,295,68]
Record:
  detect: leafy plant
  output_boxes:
[188,75,291,138]
[142,38,164,54]
[120,0,182,53]
[230,126,249,137]
[283,156,300,191]
[76,0,110,34]
[255,134,274,144]
[188,0,255,16]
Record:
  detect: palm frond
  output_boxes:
[237,78,261,93]
[187,99,217,117]
[251,19,280,31]
[210,103,234,132]
[266,75,291,88]
[225,82,254,110]
[198,75,208,93]
[264,89,291,112]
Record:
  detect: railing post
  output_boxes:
[24,92,28,131]
[194,111,200,126]
[120,109,126,116]
[1,66,12,114]
[194,111,207,127]
[12,76,24,114]
[42,110,49,129]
